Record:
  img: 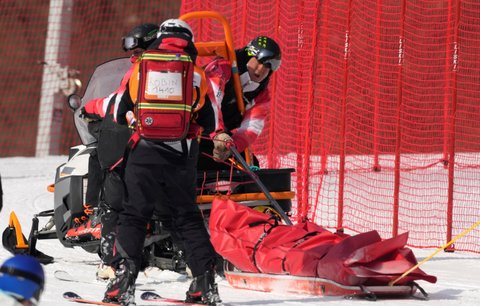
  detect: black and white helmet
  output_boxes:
[158,19,194,42]
[122,23,159,51]
[245,36,282,71]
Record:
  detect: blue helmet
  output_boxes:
[0,255,45,305]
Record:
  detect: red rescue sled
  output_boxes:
[209,198,436,300]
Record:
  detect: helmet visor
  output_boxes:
[122,36,138,51]
[256,49,281,71]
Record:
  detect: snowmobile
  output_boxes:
[2,11,295,271]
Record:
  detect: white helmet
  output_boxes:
[158,19,194,42]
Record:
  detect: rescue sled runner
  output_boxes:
[2,11,435,300]
[224,270,425,300]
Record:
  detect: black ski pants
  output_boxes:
[100,168,125,265]
[114,139,216,277]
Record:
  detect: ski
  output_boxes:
[55,270,155,291]
[141,291,228,306]
[141,291,195,305]
[55,270,105,285]
[63,291,120,306]
[63,291,211,306]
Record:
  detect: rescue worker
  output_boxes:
[66,23,161,280]
[198,36,282,170]
[0,255,45,306]
[97,23,159,279]
[101,19,226,306]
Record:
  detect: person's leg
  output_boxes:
[160,141,221,304]
[85,150,103,207]
[100,169,125,261]
[104,142,157,304]
[97,169,125,279]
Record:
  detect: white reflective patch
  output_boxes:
[145,71,182,101]
[193,71,201,88]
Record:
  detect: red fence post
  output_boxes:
[393,0,407,237]
[267,0,281,168]
[446,0,461,249]
[443,0,454,166]
[337,0,354,231]
[372,0,383,171]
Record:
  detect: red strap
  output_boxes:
[159,37,189,51]
[186,123,201,139]
[127,131,141,149]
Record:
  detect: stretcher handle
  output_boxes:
[179,11,253,165]
[229,146,292,225]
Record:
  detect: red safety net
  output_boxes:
[181,0,480,253]
[0,1,181,156]
[0,0,479,253]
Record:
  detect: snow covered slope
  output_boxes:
[1,156,479,305]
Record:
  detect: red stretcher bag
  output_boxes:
[209,198,437,286]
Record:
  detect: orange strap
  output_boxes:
[196,191,295,204]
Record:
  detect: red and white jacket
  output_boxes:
[204,58,270,153]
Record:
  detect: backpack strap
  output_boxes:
[128,61,141,104]
[192,86,200,112]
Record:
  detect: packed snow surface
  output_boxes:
[1,156,479,305]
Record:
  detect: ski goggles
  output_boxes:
[122,36,138,52]
[247,46,282,71]
[256,50,281,71]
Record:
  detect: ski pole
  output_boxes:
[229,146,293,225]
[389,219,480,286]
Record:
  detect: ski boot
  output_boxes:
[103,258,137,305]
[185,269,222,305]
[65,204,102,241]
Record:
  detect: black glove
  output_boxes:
[79,107,102,122]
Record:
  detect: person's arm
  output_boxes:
[204,58,232,135]
[231,88,270,152]
[195,95,216,136]
[82,64,136,122]
[81,95,114,120]
[197,63,233,160]
[193,65,224,136]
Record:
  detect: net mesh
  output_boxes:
[0,0,479,252]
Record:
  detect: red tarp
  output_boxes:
[209,198,437,286]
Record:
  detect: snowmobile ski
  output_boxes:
[141,291,227,305]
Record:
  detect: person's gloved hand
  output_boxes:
[212,132,234,161]
[79,107,101,122]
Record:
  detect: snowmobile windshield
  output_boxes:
[74,57,132,145]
